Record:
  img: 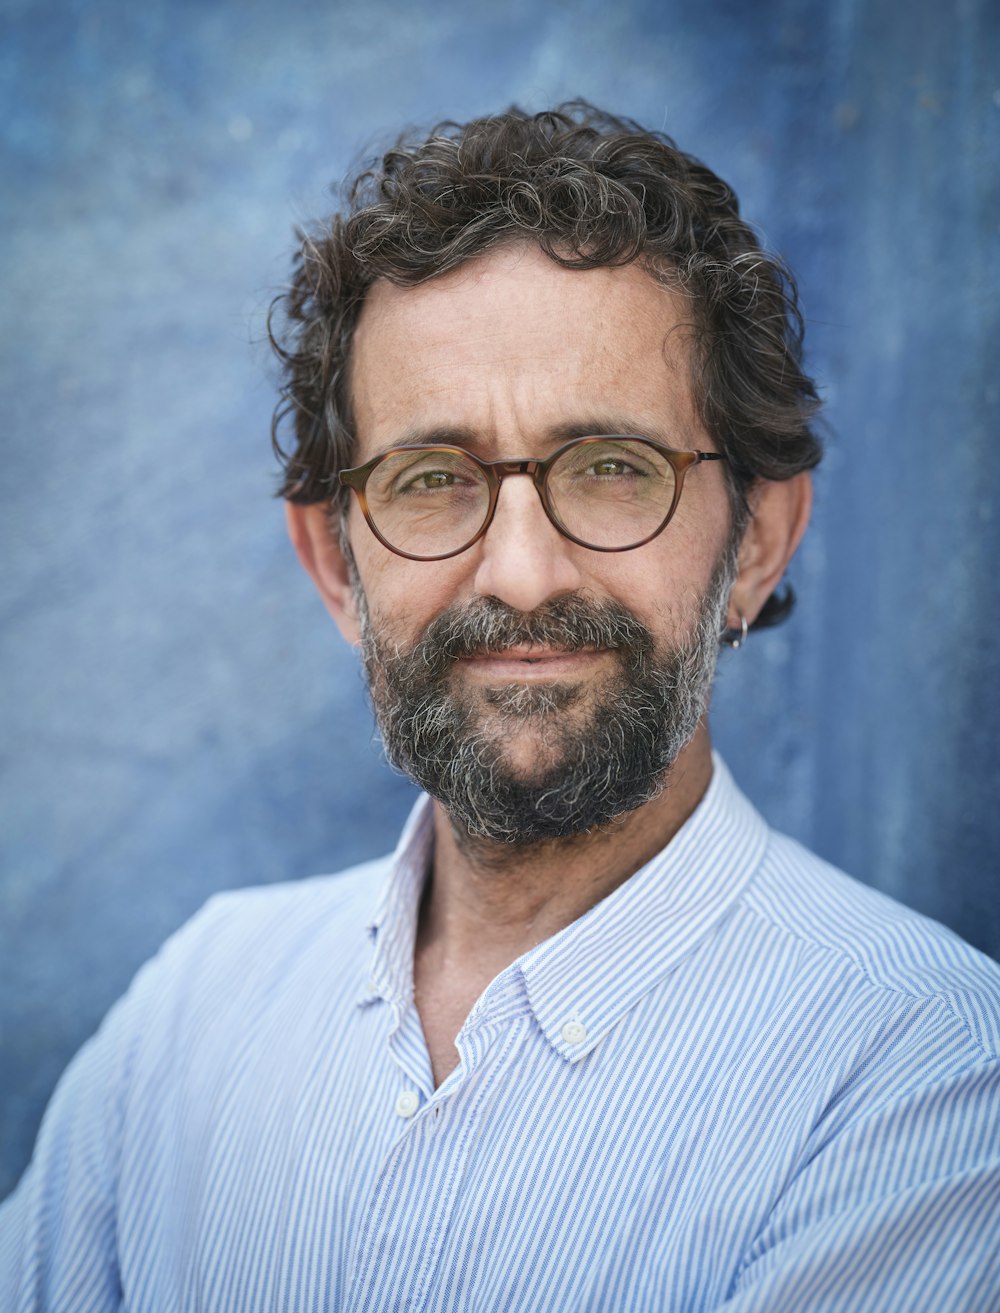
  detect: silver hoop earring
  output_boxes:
[721,612,748,650]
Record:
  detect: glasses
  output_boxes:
[339,435,727,561]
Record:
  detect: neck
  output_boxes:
[413,722,714,1085]
[419,721,714,974]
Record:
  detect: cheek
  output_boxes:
[346,490,732,641]
[351,529,471,634]
[605,521,730,632]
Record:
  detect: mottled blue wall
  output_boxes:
[2,0,998,1197]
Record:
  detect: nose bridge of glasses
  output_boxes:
[482,457,550,512]
[481,456,561,544]
[488,457,543,481]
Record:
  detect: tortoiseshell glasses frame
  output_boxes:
[339,434,727,562]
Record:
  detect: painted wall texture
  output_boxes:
[1,0,998,1197]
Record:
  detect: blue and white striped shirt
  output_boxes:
[2,757,999,1311]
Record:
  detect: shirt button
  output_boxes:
[561,1019,588,1045]
[395,1090,419,1118]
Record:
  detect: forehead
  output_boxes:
[349,243,702,455]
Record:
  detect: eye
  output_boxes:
[586,456,639,478]
[403,468,459,491]
[382,452,483,500]
[553,439,663,486]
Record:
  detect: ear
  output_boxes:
[285,502,362,646]
[727,472,812,628]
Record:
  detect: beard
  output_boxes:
[355,556,734,847]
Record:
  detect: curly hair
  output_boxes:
[270,101,821,629]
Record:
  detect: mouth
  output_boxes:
[456,645,612,681]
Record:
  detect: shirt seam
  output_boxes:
[738,884,996,1064]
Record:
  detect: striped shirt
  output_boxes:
[2,757,999,1311]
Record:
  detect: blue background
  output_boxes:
[2,0,998,1198]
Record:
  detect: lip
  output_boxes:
[456,646,610,680]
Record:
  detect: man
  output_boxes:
[2,103,998,1311]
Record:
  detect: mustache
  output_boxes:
[395,594,655,680]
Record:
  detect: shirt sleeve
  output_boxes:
[0,999,140,1310]
[720,1055,1000,1312]
[0,902,214,1313]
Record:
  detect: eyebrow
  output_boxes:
[368,415,682,461]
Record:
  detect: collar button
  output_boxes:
[561,1019,588,1045]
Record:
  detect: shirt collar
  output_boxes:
[519,755,769,1061]
[361,756,769,1059]
[362,795,435,1009]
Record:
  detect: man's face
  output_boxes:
[344,244,736,842]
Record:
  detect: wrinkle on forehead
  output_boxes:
[349,243,704,456]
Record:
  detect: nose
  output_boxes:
[471,474,584,612]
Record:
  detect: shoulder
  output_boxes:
[121,855,393,1033]
[182,854,392,949]
[54,854,397,1129]
[739,829,1000,1060]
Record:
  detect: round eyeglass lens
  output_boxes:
[546,438,678,548]
[364,448,491,557]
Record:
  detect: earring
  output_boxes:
[721,612,748,650]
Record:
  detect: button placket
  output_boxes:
[346,1018,525,1313]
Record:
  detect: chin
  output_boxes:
[480,679,585,717]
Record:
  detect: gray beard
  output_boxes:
[356,562,733,848]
